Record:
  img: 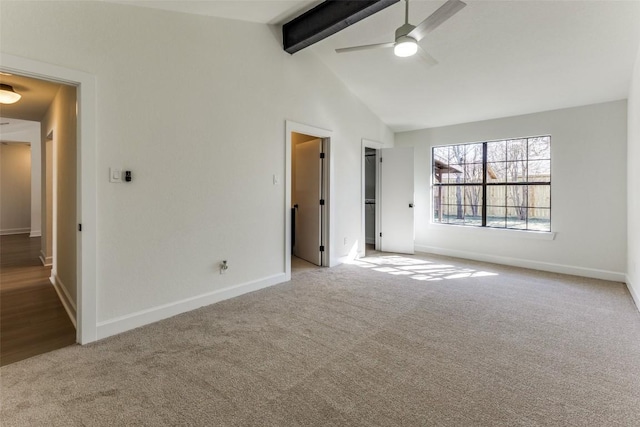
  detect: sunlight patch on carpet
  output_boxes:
[347,255,498,282]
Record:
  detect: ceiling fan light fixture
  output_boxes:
[394,36,418,57]
[0,84,21,104]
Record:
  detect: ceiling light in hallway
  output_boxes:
[0,84,21,104]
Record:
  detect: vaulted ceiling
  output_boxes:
[311,0,640,130]
[113,0,639,132]
[108,0,321,25]
[21,1,640,132]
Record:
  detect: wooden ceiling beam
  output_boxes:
[283,0,399,54]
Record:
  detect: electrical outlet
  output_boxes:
[220,260,228,275]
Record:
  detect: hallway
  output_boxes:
[1,234,75,366]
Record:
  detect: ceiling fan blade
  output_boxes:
[408,0,466,42]
[416,46,438,67]
[335,42,395,54]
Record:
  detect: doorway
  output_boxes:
[292,133,325,266]
[361,139,383,258]
[285,121,332,278]
[0,73,78,365]
[364,147,377,256]
[361,140,416,257]
[1,53,98,344]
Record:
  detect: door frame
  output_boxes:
[1,53,98,344]
[361,139,383,257]
[285,121,333,279]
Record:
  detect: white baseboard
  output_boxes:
[50,272,77,328]
[626,275,640,312]
[40,250,52,266]
[96,273,287,341]
[415,245,626,283]
[1,228,30,236]
[30,230,42,237]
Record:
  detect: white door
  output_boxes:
[294,138,323,265]
[379,147,415,254]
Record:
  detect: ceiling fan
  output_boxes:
[335,0,466,64]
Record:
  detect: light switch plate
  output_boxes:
[110,167,122,183]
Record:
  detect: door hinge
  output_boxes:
[78,224,82,232]
[320,245,325,252]
[380,157,383,163]
[320,199,325,206]
[379,232,382,237]
[320,152,325,159]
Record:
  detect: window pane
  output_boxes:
[505,161,527,182]
[448,185,482,210]
[528,160,550,182]
[443,185,455,205]
[448,146,463,166]
[487,140,506,162]
[507,219,527,230]
[442,170,460,184]
[433,146,449,163]
[464,207,483,226]
[434,171,444,184]
[506,185,527,208]
[465,143,484,164]
[435,185,482,224]
[431,136,551,232]
[507,206,527,229]
[439,203,458,223]
[466,190,483,221]
[450,143,483,165]
[464,186,483,208]
[507,139,527,161]
[487,162,506,182]
[528,208,550,232]
[433,187,445,222]
[528,185,550,208]
[463,162,483,183]
[528,137,550,160]
[487,219,506,228]
[487,185,506,206]
[433,146,464,184]
[433,146,450,184]
[486,206,506,228]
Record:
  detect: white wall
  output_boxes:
[41,85,78,313]
[0,122,42,236]
[396,101,627,281]
[0,144,31,234]
[628,42,640,308]
[0,1,393,337]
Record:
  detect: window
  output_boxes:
[432,136,551,232]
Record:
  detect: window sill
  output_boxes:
[428,222,556,241]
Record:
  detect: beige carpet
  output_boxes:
[2,252,639,426]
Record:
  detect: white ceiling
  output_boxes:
[107,0,321,24]
[101,1,640,131]
[312,0,640,131]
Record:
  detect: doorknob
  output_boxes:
[409,203,414,208]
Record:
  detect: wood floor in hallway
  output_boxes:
[1,234,76,366]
